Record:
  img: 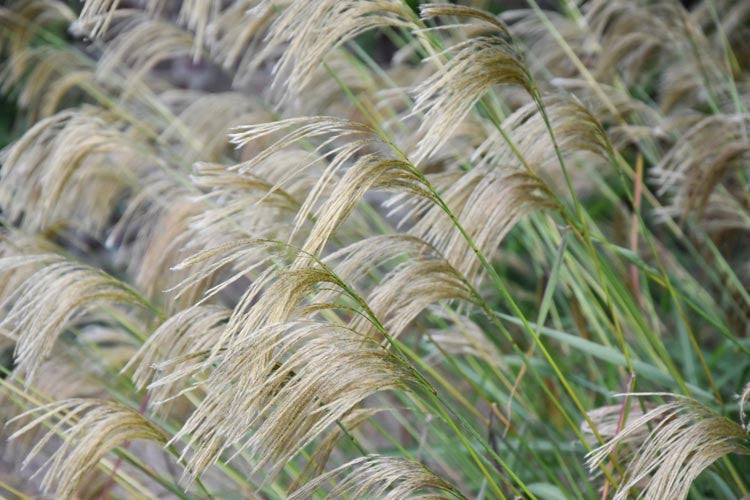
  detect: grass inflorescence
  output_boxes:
[0,0,749,498]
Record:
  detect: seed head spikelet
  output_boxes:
[9,399,167,499]
[0,255,150,385]
[587,393,750,500]
[288,454,463,499]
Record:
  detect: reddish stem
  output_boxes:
[629,154,644,309]
[601,372,636,500]
[99,391,151,499]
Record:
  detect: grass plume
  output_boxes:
[1,0,749,497]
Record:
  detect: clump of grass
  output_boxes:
[0,0,749,498]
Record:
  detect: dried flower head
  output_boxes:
[587,394,750,500]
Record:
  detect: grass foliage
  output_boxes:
[1,0,749,498]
